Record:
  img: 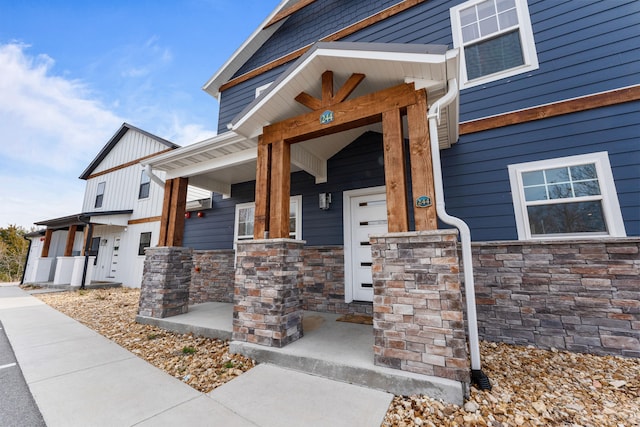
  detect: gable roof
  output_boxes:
[146,42,460,196]
[79,123,179,180]
[230,42,459,148]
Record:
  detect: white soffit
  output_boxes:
[90,214,130,227]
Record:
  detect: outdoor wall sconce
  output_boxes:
[319,193,332,210]
[197,211,205,218]
[185,212,191,219]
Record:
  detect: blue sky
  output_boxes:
[0,0,279,229]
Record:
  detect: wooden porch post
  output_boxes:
[41,229,53,257]
[63,225,78,256]
[382,108,409,232]
[269,139,291,238]
[407,89,438,230]
[254,137,271,239]
[158,177,188,246]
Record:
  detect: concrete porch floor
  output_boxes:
[137,303,465,404]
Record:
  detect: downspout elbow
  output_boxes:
[144,164,165,187]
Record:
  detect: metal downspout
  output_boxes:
[20,234,33,285]
[78,215,93,290]
[428,78,491,390]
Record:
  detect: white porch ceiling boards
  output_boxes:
[146,42,460,196]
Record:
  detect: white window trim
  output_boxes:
[450,0,539,89]
[508,152,626,240]
[233,195,303,247]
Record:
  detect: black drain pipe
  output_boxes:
[78,215,93,290]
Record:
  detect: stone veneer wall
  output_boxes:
[138,247,192,318]
[233,239,304,347]
[190,250,235,305]
[471,238,640,357]
[371,231,470,384]
[301,246,373,315]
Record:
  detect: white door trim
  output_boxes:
[343,186,386,303]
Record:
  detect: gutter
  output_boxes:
[427,78,491,390]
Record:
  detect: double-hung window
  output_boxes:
[95,182,106,208]
[451,0,538,88]
[508,152,626,240]
[139,170,151,199]
[234,196,302,244]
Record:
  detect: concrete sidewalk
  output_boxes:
[0,285,392,427]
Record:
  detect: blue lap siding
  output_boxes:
[203,0,640,246]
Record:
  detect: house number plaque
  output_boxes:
[415,195,432,208]
[320,110,334,124]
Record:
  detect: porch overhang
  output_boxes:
[34,210,134,230]
[231,42,459,150]
[145,42,459,194]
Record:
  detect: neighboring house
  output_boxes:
[136,0,638,398]
[23,123,197,288]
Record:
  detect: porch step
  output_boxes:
[138,304,466,405]
[135,302,233,341]
[230,341,464,405]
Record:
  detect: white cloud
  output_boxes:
[0,42,218,229]
[0,43,124,173]
[0,42,122,228]
[163,116,217,146]
[0,173,85,230]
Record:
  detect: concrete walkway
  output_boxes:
[0,285,392,427]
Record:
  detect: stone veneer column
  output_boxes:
[234,239,304,348]
[138,247,192,318]
[371,230,470,384]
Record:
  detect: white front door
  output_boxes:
[108,236,121,279]
[344,188,388,302]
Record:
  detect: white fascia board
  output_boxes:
[188,175,231,197]
[320,48,446,65]
[232,51,318,133]
[202,0,292,98]
[165,147,257,180]
[291,144,327,184]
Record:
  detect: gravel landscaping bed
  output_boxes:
[34,288,254,393]
[35,288,638,426]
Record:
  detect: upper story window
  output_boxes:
[451,0,539,88]
[508,152,626,240]
[95,182,106,208]
[139,170,151,199]
[234,196,302,244]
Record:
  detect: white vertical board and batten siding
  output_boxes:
[81,130,168,219]
[90,131,170,173]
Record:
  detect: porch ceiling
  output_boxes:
[145,42,459,196]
